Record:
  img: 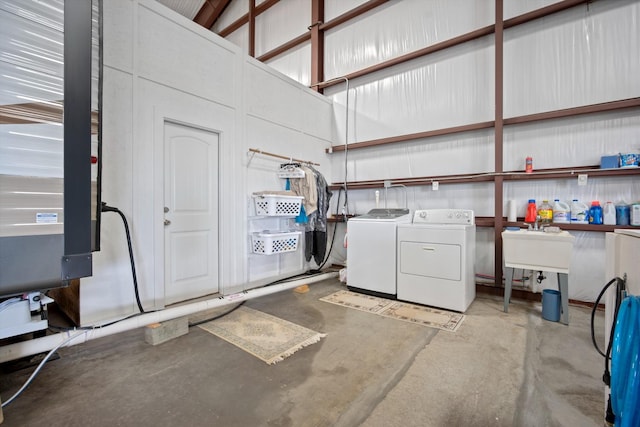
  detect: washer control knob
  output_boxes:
[419,211,427,218]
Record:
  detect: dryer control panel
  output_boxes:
[412,209,474,225]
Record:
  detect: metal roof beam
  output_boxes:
[194,0,232,29]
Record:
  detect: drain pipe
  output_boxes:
[309,76,350,216]
[0,272,337,364]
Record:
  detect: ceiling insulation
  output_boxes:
[155,0,206,20]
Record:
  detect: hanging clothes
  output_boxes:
[304,166,332,265]
[286,178,308,223]
[289,165,318,215]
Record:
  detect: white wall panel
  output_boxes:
[82,66,135,323]
[324,0,494,79]
[504,0,558,20]
[246,60,312,131]
[84,0,332,324]
[504,1,640,117]
[102,0,133,73]
[136,4,238,107]
[255,0,309,57]
[325,0,368,21]
[327,37,494,143]
[298,86,333,142]
[246,116,331,188]
[265,42,312,87]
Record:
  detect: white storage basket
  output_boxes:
[251,231,302,255]
[252,194,303,216]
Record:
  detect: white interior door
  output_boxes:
[164,122,219,305]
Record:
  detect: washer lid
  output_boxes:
[614,229,640,238]
[355,208,410,220]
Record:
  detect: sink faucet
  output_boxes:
[527,215,546,231]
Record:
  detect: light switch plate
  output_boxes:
[432,181,439,191]
[578,174,588,186]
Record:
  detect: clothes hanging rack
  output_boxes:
[247,148,320,166]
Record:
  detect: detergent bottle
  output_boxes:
[525,199,537,223]
[603,201,616,225]
[552,199,570,223]
[571,199,589,224]
[589,201,603,225]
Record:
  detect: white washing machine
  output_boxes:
[397,209,475,312]
[347,208,411,297]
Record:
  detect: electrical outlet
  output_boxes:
[432,181,439,191]
[578,174,588,186]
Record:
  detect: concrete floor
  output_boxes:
[1,278,606,427]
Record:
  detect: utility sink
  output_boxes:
[502,228,576,273]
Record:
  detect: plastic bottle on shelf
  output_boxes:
[552,199,570,223]
[525,156,533,173]
[525,199,537,223]
[616,204,630,225]
[589,201,603,225]
[538,200,553,225]
[603,201,616,225]
[571,199,589,224]
[631,203,640,226]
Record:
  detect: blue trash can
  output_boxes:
[542,289,561,322]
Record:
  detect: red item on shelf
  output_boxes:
[525,199,537,223]
[525,156,533,173]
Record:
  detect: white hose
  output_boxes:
[0,272,337,364]
[2,330,86,408]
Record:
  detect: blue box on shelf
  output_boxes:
[600,154,619,169]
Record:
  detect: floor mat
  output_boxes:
[198,306,326,364]
[320,290,465,332]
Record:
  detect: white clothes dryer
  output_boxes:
[347,208,411,297]
[397,209,476,312]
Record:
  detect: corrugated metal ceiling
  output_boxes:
[155,0,205,20]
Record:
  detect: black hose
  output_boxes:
[310,188,342,273]
[101,202,145,313]
[591,275,627,397]
[591,277,620,358]
[188,301,245,327]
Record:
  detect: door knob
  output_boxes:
[164,219,171,226]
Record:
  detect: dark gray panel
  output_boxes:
[63,0,93,259]
[0,234,64,297]
[61,253,93,281]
